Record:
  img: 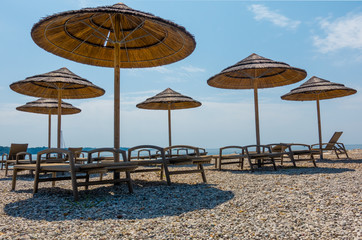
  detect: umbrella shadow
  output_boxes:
[207,166,355,176]
[317,158,362,164]
[4,181,234,221]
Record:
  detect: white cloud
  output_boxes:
[313,13,362,53]
[181,66,206,73]
[248,4,301,30]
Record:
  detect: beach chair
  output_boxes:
[243,145,281,171]
[1,143,32,176]
[12,148,137,201]
[268,143,290,165]
[164,145,212,183]
[217,146,246,170]
[128,145,171,185]
[311,131,349,159]
[285,143,318,167]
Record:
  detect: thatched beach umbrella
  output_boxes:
[16,98,81,148]
[136,88,201,147]
[207,53,307,148]
[281,76,357,159]
[10,67,104,148]
[30,2,196,152]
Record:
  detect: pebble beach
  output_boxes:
[0,150,361,239]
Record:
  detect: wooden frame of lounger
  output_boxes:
[1,143,30,176]
[285,143,318,167]
[164,145,211,183]
[217,146,246,170]
[12,148,137,201]
[128,145,171,185]
[311,131,349,159]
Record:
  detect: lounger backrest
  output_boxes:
[8,143,28,160]
[325,132,343,150]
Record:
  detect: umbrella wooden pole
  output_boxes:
[57,90,62,148]
[114,14,121,156]
[253,82,261,148]
[113,14,121,182]
[316,95,323,159]
[253,81,262,167]
[48,111,51,148]
[168,103,172,147]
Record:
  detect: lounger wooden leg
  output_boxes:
[52,172,56,187]
[271,158,277,171]
[5,163,9,177]
[199,164,207,183]
[311,155,317,167]
[85,174,90,190]
[126,171,133,193]
[114,172,120,186]
[70,170,79,201]
[160,165,164,180]
[11,169,18,190]
[162,164,171,185]
[214,157,218,168]
[33,169,40,194]
[289,153,297,167]
[248,158,254,172]
[218,158,222,170]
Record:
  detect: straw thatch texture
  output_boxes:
[31,3,196,68]
[10,67,105,99]
[207,53,307,89]
[281,76,357,101]
[136,88,201,110]
[16,98,81,115]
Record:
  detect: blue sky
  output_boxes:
[0,0,361,148]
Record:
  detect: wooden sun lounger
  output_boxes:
[12,148,137,201]
[217,146,246,170]
[164,145,211,183]
[311,131,349,159]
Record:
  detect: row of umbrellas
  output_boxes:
[10,3,357,160]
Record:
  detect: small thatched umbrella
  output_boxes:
[16,98,81,148]
[207,53,307,148]
[281,76,357,159]
[136,88,201,147]
[10,67,104,148]
[31,2,196,152]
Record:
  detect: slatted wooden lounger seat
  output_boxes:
[12,148,137,201]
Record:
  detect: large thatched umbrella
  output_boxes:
[136,88,201,147]
[10,67,105,148]
[30,2,196,152]
[16,98,81,148]
[281,76,357,159]
[207,53,307,148]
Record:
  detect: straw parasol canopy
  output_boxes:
[16,98,81,148]
[137,88,201,146]
[10,67,104,148]
[207,53,307,148]
[281,76,357,159]
[31,2,196,152]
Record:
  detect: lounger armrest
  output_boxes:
[2,153,8,160]
[286,143,312,151]
[16,152,33,164]
[219,146,244,156]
